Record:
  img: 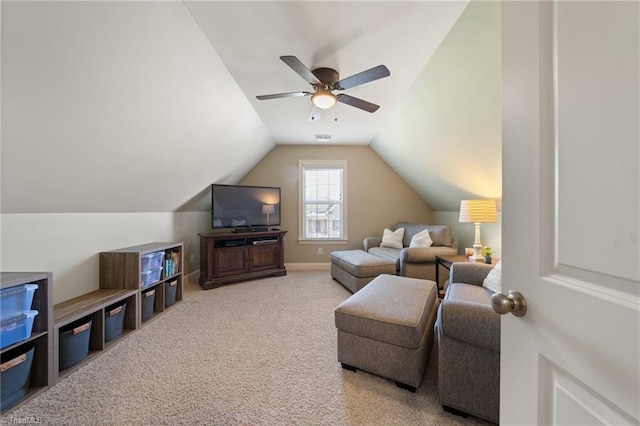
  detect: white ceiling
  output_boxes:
[185,1,469,145]
[2,0,502,215]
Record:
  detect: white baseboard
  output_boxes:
[285,263,331,271]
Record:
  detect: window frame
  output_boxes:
[298,159,348,244]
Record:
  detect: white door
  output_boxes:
[501,2,639,425]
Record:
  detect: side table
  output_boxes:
[435,254,499,297]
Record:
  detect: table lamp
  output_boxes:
[459,199,497,261]
[262,204,275,226]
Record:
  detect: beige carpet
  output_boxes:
[9,271,490,425]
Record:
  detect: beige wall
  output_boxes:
[239,145,434,264]
[0,212,207,304]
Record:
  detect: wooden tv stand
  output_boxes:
[199,230,287,290]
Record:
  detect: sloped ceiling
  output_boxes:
[185,1,469,145]
[1,1,500,214]
[371,0,502,211]
[1,1,274,213]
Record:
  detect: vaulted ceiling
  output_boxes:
[1,1,501,214]
[184,1,469,145]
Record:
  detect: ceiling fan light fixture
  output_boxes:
[311,90,337,109]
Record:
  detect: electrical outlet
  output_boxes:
[317,248,323,255]
[190,254,195,264]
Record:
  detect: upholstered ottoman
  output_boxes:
[330,250,397,293]
[334,274,439,391]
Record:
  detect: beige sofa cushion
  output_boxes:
[330,250,396,278]
[395,222,452,247]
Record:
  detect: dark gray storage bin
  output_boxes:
[104,302,126,342]
[165,280,177,308]
[141,289,155,322]
[59,318,91,371]
[1,346,34,411]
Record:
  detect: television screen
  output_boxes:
[211,184,281,229]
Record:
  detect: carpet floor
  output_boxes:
[8,271,490,425]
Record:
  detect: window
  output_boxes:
[299,160,347,241]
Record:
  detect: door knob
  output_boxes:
[491,290,527,317]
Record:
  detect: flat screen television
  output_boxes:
[211,184,281,231]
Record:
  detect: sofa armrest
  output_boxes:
[450,262,494,287]
[400,246,458,263]
[363,236,382,252]
[440,283,500,351]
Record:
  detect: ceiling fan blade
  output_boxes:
[308,105,322,121]
[256,91,311,100]
[337,94,380,113]
[280,56,322,85]
[336,64,390,90]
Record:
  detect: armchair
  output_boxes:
[434,262,500,424]
[363,222,458,282]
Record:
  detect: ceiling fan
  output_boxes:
[256,55,390,120]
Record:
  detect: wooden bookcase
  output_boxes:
[99,242,183,326]
[0,272,53,414]
[199,231,287,290]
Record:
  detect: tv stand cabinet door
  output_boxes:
[250,245,280,272]
[213,246,249,278]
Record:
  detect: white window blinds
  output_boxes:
[299,161,347,240]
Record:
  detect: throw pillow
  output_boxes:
[426,225,452,247]
[482,261,502,293]
[380,228,405,249]
[409,229,433,248]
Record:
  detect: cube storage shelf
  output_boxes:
[99,242,183,325]
[2,242,183,413]
[0,272,53,414]
[53,289,138,382]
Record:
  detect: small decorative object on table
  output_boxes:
[482,246,493,264]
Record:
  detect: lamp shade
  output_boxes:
[311,90,337,109]
[459,199,497,223]
[262,204,275,214]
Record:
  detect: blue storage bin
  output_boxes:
[59,318,91,371]
[165,280,177,308]
[141,289,155,322]
[141,267,162,288]
[1,346,34,411]
[0,284,38,320]
[141,251,164,272]
[104,302,126,342]
[0,310,38,349]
